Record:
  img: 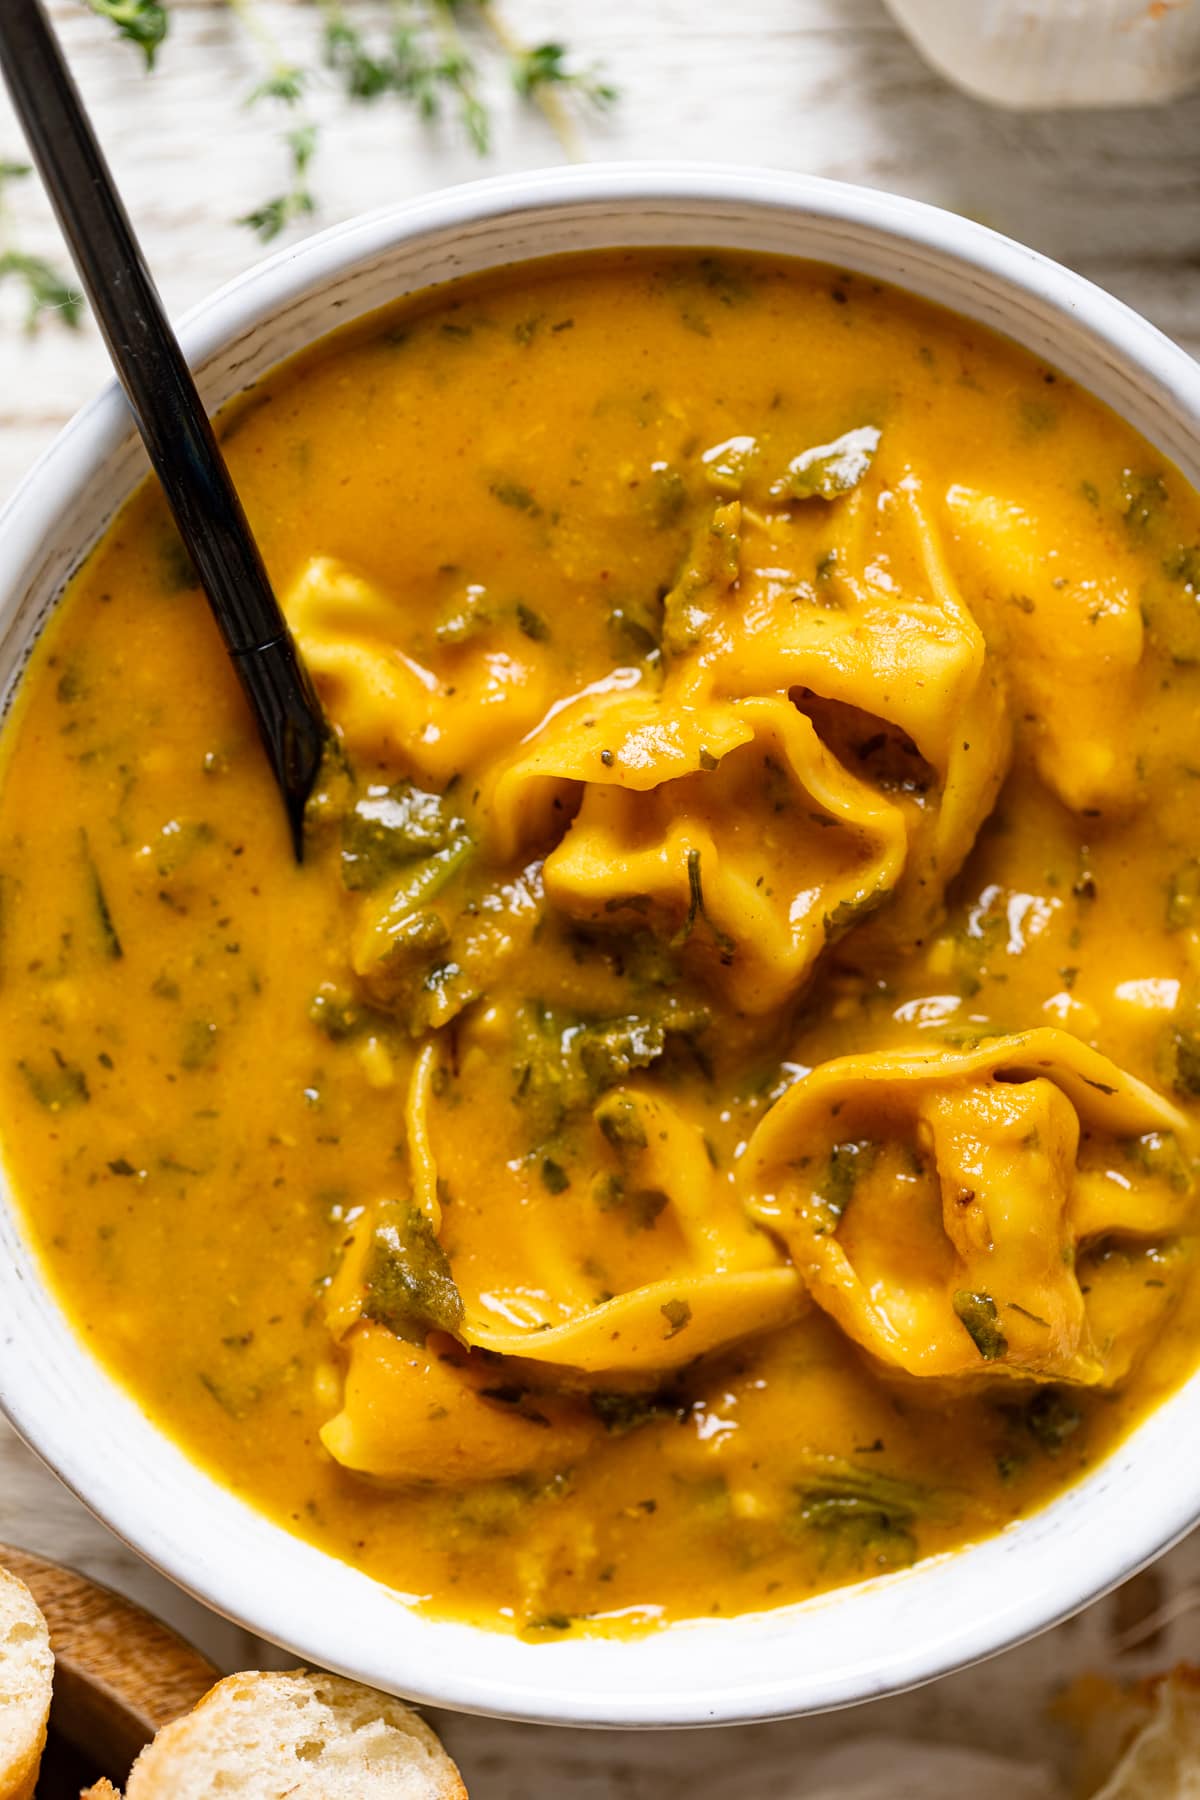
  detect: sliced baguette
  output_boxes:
[124,1670,466,1799]
[0,1566,52,1800]
[1085,1666,1200,1800]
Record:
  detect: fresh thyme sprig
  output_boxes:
[225,0,320,242]
[0,161,83,331]
[85,0,617,238]
[239,125,318,243]
[318,0,489,153]
[85,0,169,67]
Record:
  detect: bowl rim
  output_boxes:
[2,161,1200,1729]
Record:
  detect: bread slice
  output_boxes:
[1085,1666,1200,1799]
[0,1566,52,1800]
[123,1669,466,1799]
[81,1783,121,1798]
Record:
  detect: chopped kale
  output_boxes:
[1021,1386,1083,1454]
[700,433,759,496]
[151,819,215,879]
[515,601,551,641]
[361,1206,464,1344]
[1164,545,1200,590]
[1123,1130,1194,1194]
[81,829,122,960]
[662,500,740,656]
[1166,860,1200,931]
[608,598,662,658]
[817,1139,876,1226]
[647,464,688,529]
[308,984,375,1041]
[953,1290,1009,1361]
[512,1001,710,1143]
[341,781,464,891]
[19,1050,89,1110]
[370,839,474,929]
[1168,1025,1200,1098]
[822,885,889,945]
[575,1015,667,1090]
[590,1387,682,1434]
[1121,469,1168,535]
[790,1457,931,1569]
[593,1090,649,1152]
[592,1171,667,1232]
[436,586,492,644]
[540,1157,570,1194]
[770,425,880,502]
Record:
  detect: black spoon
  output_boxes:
[0,0,328,861]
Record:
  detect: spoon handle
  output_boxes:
[0,0,328,860]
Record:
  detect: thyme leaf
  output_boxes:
[672,848,736,957]
[0,252,84,332]
[86,0,169,68]
[88,0,614,233]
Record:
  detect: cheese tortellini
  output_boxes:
[741,1028,1194,1386]
[292,416,1186,1493]
[320,1054,805,1482]
[485,692,907,1012]
[943,486,1146,813]
[697,471,1012,945]
[285,557,558,784]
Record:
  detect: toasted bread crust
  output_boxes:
[125,1669,466,1799]
[0,1567,52,1800]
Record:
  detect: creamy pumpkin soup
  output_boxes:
[2,252,1199,1635]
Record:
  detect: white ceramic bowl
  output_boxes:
[2,165,1199,1729]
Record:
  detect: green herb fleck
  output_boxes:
[608,599,662,658]
[1166,860,1200,930]
[952,1290,1008,1361]
[818,1139,876,1226]
[672,848,736,957]
[540,1157,570,1194]
[1168,1025,1200,1098]
[1120,468,1168,535]
[660,1297,691,1337]
[181,1019,219,1070]
[594,1090,648,1152]
[490,479,540,514]
[1122,1130,1193,1194]
[515,602,550,641]
[1021,1386,1083,1454]
[590,1388,680,1434]
[81,830,122,960]
[19,1051,89,1111]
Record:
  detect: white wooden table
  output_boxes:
[3,3,1200,1789]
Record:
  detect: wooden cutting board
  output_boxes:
[0,1543,218,1797]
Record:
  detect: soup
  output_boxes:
[1,251,1199,1636]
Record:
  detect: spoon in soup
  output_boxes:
[0,0,328,861]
